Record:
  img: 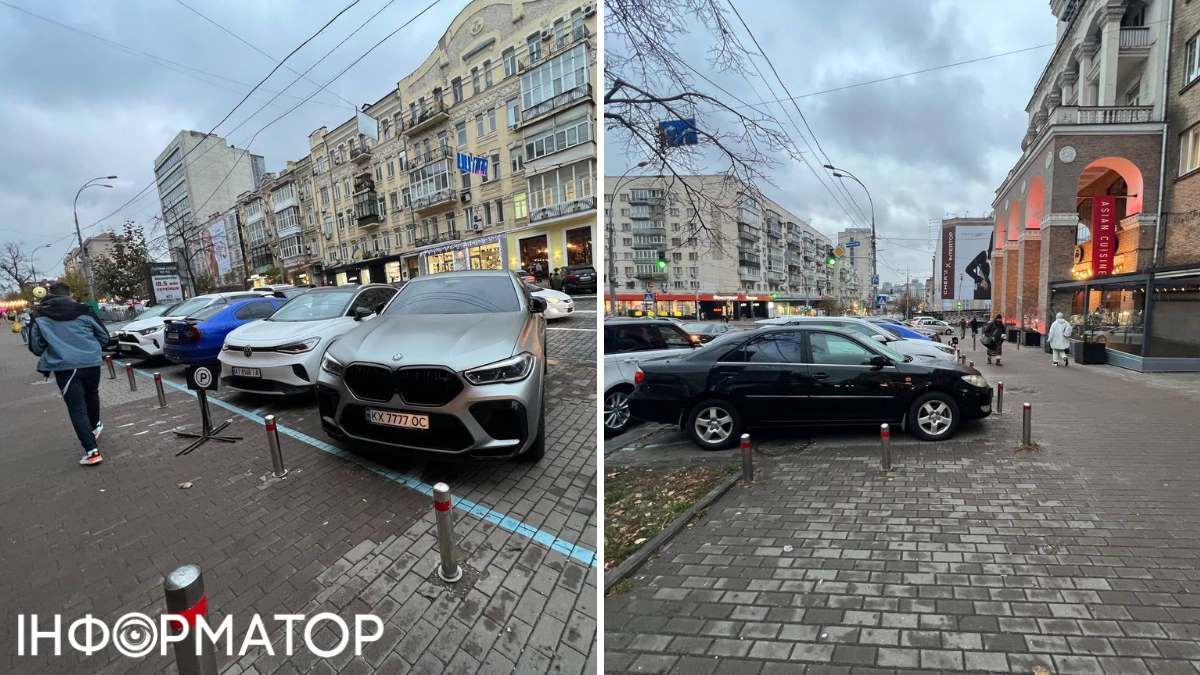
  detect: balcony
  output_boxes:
[411,145,455,169]
[738,251,760,266]
[529,195,596,224]
[1119,26,1152,50]
[631,222,666,236]
[628,190,665,206]
[353,191,381,227]
[518,83,592,129]
[350,145,372,164]
[411,188,457,213]
[738,267,759,280]
[737,223,760,243]
[404,101,450,136]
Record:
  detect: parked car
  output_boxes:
[163,296,287,365]
[756,316,956,362]
[629,325,993,449]
[560,264,597,294]
[253,284,315,299]
[681,321,734,343]
[516,269,536,284]
[218,284,398,396]
[115,292,265,358]
[603,318,699,436]
[317,271,548,461]
[866,318,935,341]
[909,317,954,335]
[527,284,575,320]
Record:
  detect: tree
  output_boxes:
[192,270,215,295]
[816,297,844,317]
[93,221,151,301]
[59,266,91,302]
[0,242,34,291]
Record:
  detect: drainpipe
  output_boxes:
[1152,0,1175,269]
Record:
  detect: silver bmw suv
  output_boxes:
[316,270,548,461]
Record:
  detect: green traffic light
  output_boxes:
[656,258,667,270]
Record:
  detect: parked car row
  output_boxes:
[605,315,991,446]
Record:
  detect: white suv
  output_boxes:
[603,318,700,436]
[114,291,267,358]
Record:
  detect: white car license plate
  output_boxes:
[365,409,430,430]
[232,366,261,378]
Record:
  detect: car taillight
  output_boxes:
[185,326,201,341]
[565,274,578,281]
[633,368,645,385]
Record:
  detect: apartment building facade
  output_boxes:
[153,130,265,291]
[992,0,1199,370]
[304,0,597,286]
[604,174,834,319]
[233,156,322,287]
[834,227,873,308]
[63,233,118,273]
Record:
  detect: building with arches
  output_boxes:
[991,0,1200,370]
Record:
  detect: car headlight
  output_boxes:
[463,352,535,385]
[934,344,955,354]
[138,327,159,335]
[962,374,989,388]
[321,353,345,377]
[545,297,560,304]
[275,337,320,354]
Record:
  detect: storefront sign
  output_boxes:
[147,262,183,303]
[1091,195,1116,276]
[940,225,955,299]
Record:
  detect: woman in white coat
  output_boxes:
[1047,312,1073,366]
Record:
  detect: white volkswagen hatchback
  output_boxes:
[219,284,398,396]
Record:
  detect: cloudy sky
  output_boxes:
[0,0,470,277]
[606,0,1058,286]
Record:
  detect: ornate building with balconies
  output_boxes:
[605,174,833,319]
[990,0,1200,370]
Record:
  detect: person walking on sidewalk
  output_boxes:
[970,316,980,337]
[1047,312,1073,367]
[982,314,1005,366]
[959,317,967,338]
[26,283,110,466]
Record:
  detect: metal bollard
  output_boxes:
[880,423,892,471]
[163,564,218,675]
[740,433,753,481]
[432,483,463,583]
[154,372,167,408]
[1022,402,1032,446]
[264,415,287,478]
[996,381,1004,414]
[105,354,116,379]
[125,363,137,391]
[969,360,975,369]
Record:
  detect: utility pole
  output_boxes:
[73,175,118,301]
[607,161,649,316]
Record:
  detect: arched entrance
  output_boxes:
[1076,156,1144,243]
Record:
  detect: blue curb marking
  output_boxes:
[140,370,597,568]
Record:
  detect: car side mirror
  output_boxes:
[869,354,891,368]
[530,296,547,313]
[352,306,373,321]
[871,334,888,343]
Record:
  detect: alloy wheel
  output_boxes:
[694,406,733,444]
[917,400,953,437]
[604,390,631,431]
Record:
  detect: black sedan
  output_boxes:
[560,264,597,294]
[628,326,992,449]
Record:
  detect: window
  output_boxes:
[475,113,485,138]
[484,59,493,88]
[1188,34,1200,86]
[451,77,463,103]
[471,67,481,94]
[461,172,471,191]
[503,47,517,77]
[510,146,525,173]
[374,164,383,182]
[320,187,329,207]
[389,191,399,210]
[1181,124,1200,175]
[513,192,528,219]
[809,332,876,366]
[483,202,492,226]
[456,121,467,146]
[336,212,345,232]
[487,108,497,134]
[523,115,591,160]
[490,153,501,181]
[495,198,504,222]
[520,44,588,115]
[332,182,340,201]
[402,187,411,208]
[446,212,456,234]
[386,160,395,179]
[506,97,520,128]
[527,33,541,62]
[235,301,277,321]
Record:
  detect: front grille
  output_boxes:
[344,364,394,402]
[339,404,474,451]
[118,334,140,343]
[395,367,463,406]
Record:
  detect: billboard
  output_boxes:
[147,262,183,303]
[939,224,993,301]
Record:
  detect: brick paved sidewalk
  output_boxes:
[605,343,1200,673]
[0,335,596,674]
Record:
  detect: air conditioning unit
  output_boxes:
[541,27,552,40]
[582,2,595,17]
[461,191,472,204]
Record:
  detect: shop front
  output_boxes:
[603,292,771,320]
[505,220,595,284]
[419,233,507,276]
[1048,266,1200,371]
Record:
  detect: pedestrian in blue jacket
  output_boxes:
[27,283,110,466]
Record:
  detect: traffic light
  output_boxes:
[656,255,667,271]
[825,245,837,267]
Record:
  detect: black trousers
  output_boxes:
[54,367,101,452]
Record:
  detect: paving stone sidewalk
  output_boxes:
[605,343,1200,674]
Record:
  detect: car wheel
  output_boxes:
[519,394,546,462]
[907,392,960,441]
[686,399,742,450]
[603,385,634,437]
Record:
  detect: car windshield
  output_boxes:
[870,338,909,363]
[386,276,520,314]
[270,290,355,321]
[682,322,717,333]
[170,296,216,317]
[526,284,547,292]
[139,303,177,319]
[189,304,225,321]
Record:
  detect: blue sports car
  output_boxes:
[164,296,287,365]
[868,319,934,341]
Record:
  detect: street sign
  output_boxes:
[870,275,880,285]
[186,364,218,391]
[834,246,845,257]
[846,240,861,248]
[643,292,655,303]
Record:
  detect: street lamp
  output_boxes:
[73,175,118,301]
[28,241,55,284]
[823,164,876,314]
[606,160,649,316]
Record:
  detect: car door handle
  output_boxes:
[812,372,829,380]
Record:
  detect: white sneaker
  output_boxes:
[93,422,103,441]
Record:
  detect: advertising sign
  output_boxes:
[1091,195,1116,276]
[939,225,993,301]
[147,262,183,304]
[208,216,232,276]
